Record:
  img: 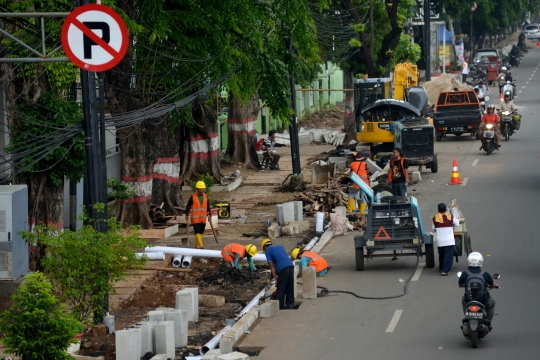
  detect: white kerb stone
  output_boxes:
[217,351,250,360]
[115,328,142,360]
[165,309,188,347]
[260,300,279,318]
[136,322,153,355]
[302,266,317,299]
[201,349,222,360]
[176,288,199,322]
[149,355,167,360]
[154,321,175,360]
[148,310,165,323]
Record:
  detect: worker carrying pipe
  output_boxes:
[291,247,329,276]
[221,243,257,271]
[186,181,212,249]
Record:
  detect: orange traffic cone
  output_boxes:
[449,159,463,185]
[499,93,504,102]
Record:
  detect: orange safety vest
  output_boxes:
[221,243,246,262]
[189,194,208,224]
[351,161,370,188]
[301,251,328,273]
[387,158,410,183]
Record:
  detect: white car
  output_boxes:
[524,24,540,40]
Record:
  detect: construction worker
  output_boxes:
[262,239,294,309]
[221,243,257,271]
[185,181,211,249]
[350,152,370,187]
[388,148,409,197]
[291,247,328,276]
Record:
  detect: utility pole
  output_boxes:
[424,0,431,81]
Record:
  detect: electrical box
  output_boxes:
[0,185,28,280]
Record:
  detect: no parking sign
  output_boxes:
[61,4,128,72]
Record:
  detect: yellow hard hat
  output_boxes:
[245,244,257,257]
[261,238,272,249]
[195,181,206,189]
[291,247,301,260]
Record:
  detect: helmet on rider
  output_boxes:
[487,104,495,112]
[504,90,512,98]
[501,66,507,71]
[467,252,484,268]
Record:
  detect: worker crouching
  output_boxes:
[291,248,328,276]
[221,243,257,271]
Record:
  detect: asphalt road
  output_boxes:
[239,47,540,359]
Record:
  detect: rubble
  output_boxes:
[421,73,473,105]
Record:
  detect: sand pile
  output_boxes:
[421,73,473,105]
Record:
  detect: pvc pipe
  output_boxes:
[144,246,267,262]
[303,236,319,251]
[136,252,165,260]
[182,255,192,268]
[200,324,232,355]
[315,212,324,234]
[172,255,183,268]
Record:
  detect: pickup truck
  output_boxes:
[432,90,482,141]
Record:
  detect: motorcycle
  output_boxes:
[500,110,514,141]
[501,80,516,99]
[482,124,496,155]
[458,272,501,348]
[510,54,521,67]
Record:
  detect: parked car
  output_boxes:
[473,48,501,65]
[524,24,540,40]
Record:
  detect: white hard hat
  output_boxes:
[502,66,507,71]
[467,252,484,268]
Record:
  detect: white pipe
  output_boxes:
[200,324,232,355]
[303,236,319,251]
[145,246,267,262]
[172,255,183,268]
[136,252,165,260]
[182,255,192,268]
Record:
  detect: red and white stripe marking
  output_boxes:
[228,116,257,135]
[186,132,219,159]
[153,157,180,183]
[121,175,153,203]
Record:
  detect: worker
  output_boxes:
[432,203,460,276]
[221,243,257,271]
[185,181,211,249]
[262,239,295,309]
[388,148,409,197]
[262,130,281,170]
[291,247,328,276]
[350,152,370,187]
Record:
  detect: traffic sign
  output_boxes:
[61,4,128,72]
[471,2,478,12]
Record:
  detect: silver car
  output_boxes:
[524,24,540,40]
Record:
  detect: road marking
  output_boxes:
[472,159,479,166]
[526,81,530,84]
[386,310,403,333]
[411,263,425,281]
[519,90,522,93]
[461,177,468,186]
[522,85,526,88]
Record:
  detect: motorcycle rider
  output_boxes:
[478,104,501,151]
[459,252,499,331]
[497,67,511,95]
[497,91,519,132]
[518,30,526,48]
[474,81,488,103]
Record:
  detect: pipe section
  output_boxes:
[200,324,232,355]
[303,236,319,251]
[182,255,192,268]
[172,255,183,268]
[144,246,267,262]
[136,252,165,260]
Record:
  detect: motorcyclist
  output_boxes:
[478,104,501,151]
[497,91,519,132]
[497,67,510,94]
[459,252,499,331]
[510,44,520,57]
[518,30,526,48]
[474,81,488,103]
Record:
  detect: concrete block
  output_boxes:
[175,287,199,322]
[335,206,347,219]
[267,222,281,238]
[292,200,303,222]
[217,351,250,360]
[148,310,165,323]
[115,328,142,360]
[298,132,311,145]
[366,158,383,174]
[154,321,175,360]
[302,266,317,299]
[411,171,422,183]
[248,305,260,317]
[219,334,234,354]
[309,129,326,142]
[200,294,226,308]
[260,300,279,318]
[165,309,188,347]
[201,349,222,360]
[149,355,167,360]
[136,322,153,355]
[276,202,294,226]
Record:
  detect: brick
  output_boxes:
[154,321,175,360]
[260,300,279,318]
[199,294,225,308]
[219,334,234,354]
[302,266,317,299]
[217,351,250,360]
[276,202,294,226]
[281,220,310,235]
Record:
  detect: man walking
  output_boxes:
[350,151,370,187]
[262,130,281,170]
[432,203,460,276]
[388,148,409,196]
[262,239,294,309]
[461,56,469,84]
[186,181,211,249]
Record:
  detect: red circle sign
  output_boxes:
[61,4,128,72]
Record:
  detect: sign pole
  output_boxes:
[424,0,431,81]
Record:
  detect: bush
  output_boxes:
[0,272,82,360]
[20,206,148,323]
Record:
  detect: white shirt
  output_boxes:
[475,85,487,98]
[432,215,460,247]
[462,62,469,75]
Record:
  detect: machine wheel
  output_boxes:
[355,247,365,271]
[471,329,479,348]
[425,244,435,268]
[465,232,473,255]
[431,154,438,173]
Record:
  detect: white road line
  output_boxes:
[472,159,479,166]
[523,85,526,88]
[526,81,530,84]
[386,310,403,333]
[411,263,425,281]
[519,90,522,93]
[461,177,469,186]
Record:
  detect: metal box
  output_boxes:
[0,185,29,280]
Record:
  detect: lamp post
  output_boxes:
[471,2,478,57]
[424,0,431,81]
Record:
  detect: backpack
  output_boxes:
[256,138,265,151]
[464,270,486,302]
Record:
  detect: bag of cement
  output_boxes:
[330,213,347,236]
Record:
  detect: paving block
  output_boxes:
[267,222,281,238]
[302,266,317,299]
[148,310,165,323]
[200,294,225,308]
[154,321,175,360]
[260,300,279,318]
[165,309,188,347]
[149,355,167,360]
[176,287,199,322]
[217,351,250,360]
[201,348,222,360]
[115,328,142,360]
[219,334,234,354]
[292,200,303,222]
[136,322,153,355]
[411,171,422,183]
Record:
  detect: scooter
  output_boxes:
[500,110,514,141]
[510,54,521,67]
[458,272,500,348]
[482,124,497,155]
[502,80,516,99]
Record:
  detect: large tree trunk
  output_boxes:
[225,93,260,169]
[343,70,356,143]
[181,97,221,182]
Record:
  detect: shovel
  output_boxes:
[208,216,219,244]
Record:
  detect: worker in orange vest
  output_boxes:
[291,247,328,276]
[387,148,409,197]
[186,181,211,249]
[350,152,370,187]
[221,243,257,271]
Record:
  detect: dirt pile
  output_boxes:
[199,264,262,287]
[421,73,472,105]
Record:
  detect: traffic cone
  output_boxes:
[449,159,463,185]
[499,92,504,102]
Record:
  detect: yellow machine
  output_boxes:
[394,61,419,100]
